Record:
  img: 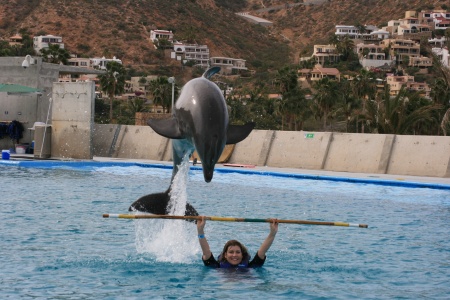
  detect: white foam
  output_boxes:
[134,154,200,263]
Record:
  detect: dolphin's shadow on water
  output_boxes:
[129,67,254,216]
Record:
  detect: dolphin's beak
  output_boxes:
[203,167,214,182]
[196,137,223,183]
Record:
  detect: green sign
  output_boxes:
[305,133,314,139]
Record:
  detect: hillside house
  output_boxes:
[128,75,158,96]
[150,30,174,42]
[312,44,340,65]
[68,57,92,69]
[386,74,414,96]
[380,38,420,64]
[209,57,247,75]
[432,47,450,68]
[335,25,360,39]
[172,42,209,67]
[361,29,390,44]
[428,36,447,47]
[9,34,22,46]
[409,56,432,68]
[90,56,122,70]
[418,10,450,30]
[406,81,431,98]
[356,43,395,69]
[383,11,432,41]
[33,35,64,54]
[309,65,341,81]
[386,74,430,98]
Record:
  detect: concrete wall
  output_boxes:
[266,131,332,169]
[93,124,170,160]
[323,133,395,174]
[0,57,55,149]
[0,56,104,152]
[387,135,450,177]
[51,82,95,159]
[90,125,450,178]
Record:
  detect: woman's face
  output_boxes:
[224,245,243,265]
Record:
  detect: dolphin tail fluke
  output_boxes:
[202,66,221,79]
[128,189,199,218]
[226,122,256,144]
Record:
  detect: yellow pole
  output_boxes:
[102,214,368,228]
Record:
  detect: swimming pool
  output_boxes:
[1,160,449,299]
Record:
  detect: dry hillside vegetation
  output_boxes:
[0,0,444,73]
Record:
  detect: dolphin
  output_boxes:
[129,67,254,216]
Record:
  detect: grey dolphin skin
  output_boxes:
[129,67,255,216]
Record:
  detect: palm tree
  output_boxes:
[148,77,175,113]
[40,44,71,64]
[352,69,376,133]
[430,52,450,135]
[312,77,340,130]
[366,86,441,135]
[273,66,309,130]
[336,35,355,61]
[99,61,126,122]
[332,79,360,132]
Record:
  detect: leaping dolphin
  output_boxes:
[129,67,255,216]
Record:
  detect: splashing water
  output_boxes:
[134,154,200,263]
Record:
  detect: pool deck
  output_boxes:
[3,154,450,187]
[91,156,450,186]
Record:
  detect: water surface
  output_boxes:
[0,162,449,299]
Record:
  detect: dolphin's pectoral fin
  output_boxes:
[147,118,183,139]
[226,122,255,144]
[202,66,221,79]
[128,190,199,219]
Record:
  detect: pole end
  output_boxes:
[102,214,109,218]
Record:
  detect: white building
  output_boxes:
[33,35,64,54]
[432,47,450,68]
[335,25,361,39]
[419,10,450,30]
[209,57,247,75]
[90,56,122,70]
[429,36,447,47]
[172,43,209,67]
[150,29,174,42]
[356,43,395,70]
[67,57,92,69]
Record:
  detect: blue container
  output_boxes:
[2,150,10,160]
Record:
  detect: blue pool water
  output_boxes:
[0,161,449,299]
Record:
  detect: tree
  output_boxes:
[312,77,340,130]
[430,51,450,135]
[148,76,176,113]
[336,35,355,61]
[364,86,441,135]
[99,61,126,122]
[272,66,309,130]
[332,79,360,132]
[352,69,376,133]
[117,97,149,125]
[40,44,71,64]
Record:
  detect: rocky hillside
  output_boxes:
[0,0,444,75]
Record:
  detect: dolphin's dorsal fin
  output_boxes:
[147,118,183,139]
[202,67,221,79]
[226,122,255,144]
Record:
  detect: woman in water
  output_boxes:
[196,216,279,268]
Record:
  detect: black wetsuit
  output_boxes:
[202,253,266,268]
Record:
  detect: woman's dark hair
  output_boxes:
[218,240,250,262]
